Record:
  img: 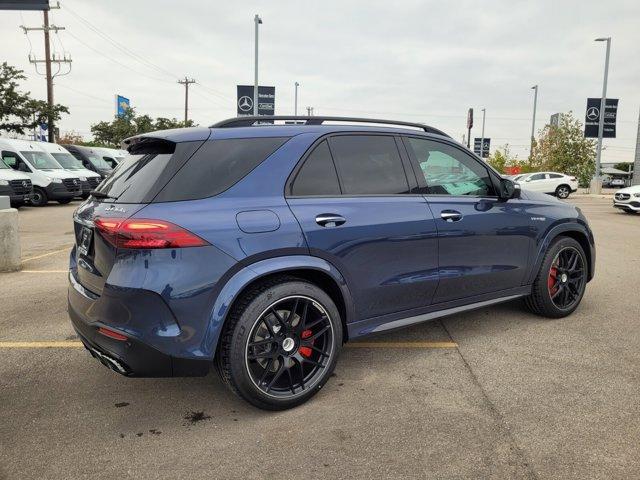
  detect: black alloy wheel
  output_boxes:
[547,247,586,311]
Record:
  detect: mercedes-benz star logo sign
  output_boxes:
[238,96,253,112]
[586,107,599,121]
[22,180,28,188]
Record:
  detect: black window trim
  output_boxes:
[400,134,503,200]
[286,132,422,199]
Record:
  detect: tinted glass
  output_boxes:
[406,138,495,196]
[528,173,545,181]
[0,151,14,169]
[51,152,83,170]
[20,151,61,169]
[549,173,563,179]
[291,141,340,196]
[329,135,408,195]
[155,137,289,202]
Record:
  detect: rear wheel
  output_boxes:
[525,237,588,318]
[555,184,571,199]
[31,187,48,206]
[217,277,342,410]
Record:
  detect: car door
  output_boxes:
[286,135,439,320]
[522,173,549,192]
[402,136,535,304]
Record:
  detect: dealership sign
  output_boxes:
[237,85,275,116]
[584,98,618,138]
[473,138,490,158]
[115,94,130,118]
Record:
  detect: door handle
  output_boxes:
[315,214,346,227]
[440,210,463,222]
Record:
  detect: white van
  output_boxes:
[0,138,82,206]
[0,153,33,208]
[37,142,102,199]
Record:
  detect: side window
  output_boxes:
[528,173,546,181]
[405,138,495,196]
[290,141,340,196]
[329,135,409,195]
[2,151,19,169]
[549,173,563,179]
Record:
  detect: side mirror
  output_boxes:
[499,178,520,200]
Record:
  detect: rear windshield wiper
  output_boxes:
[89,190,118,200]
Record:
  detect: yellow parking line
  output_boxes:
[0,341,83,348]
[22,245,73,263]
[348,341,457,349]
[21,270,68,273]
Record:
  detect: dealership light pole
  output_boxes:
[530,85,538,155]
[253,14,262,116]
[592,37,611,193]
[479,108,486,159]
[294,82,299,116]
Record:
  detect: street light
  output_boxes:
[253,14,262,116]
[294,82,299,116]
[592,37,611,194]
[530,85,538,156]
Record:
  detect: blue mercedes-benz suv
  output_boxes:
[68,116,595,410]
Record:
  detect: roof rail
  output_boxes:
[210,116,450,138]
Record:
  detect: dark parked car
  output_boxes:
[68,116,595,410]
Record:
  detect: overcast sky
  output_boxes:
[2,0,639,162]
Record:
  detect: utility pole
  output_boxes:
[306,106,314,116]
[294,82,299,116]
[177,77,196,124]
[530,85,538,156]
[479,108,486,159]
[633,108,640,186]
[253,14,262,116]
[592,37,611,194]
[20,3,71,143]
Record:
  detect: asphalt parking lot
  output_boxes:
[1,196,638,480]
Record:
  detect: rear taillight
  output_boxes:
[94,217,209,249]
[570,177,577,181]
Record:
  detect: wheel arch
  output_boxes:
[204,255,354,359]
[526,223,595,284]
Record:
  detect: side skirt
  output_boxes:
[347,286,530,339]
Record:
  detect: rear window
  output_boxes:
[154,137,288,202]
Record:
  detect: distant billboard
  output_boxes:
[584,98,618,138]
[115,95,130,118]
[473,138,491,158]
[0,0,49,10]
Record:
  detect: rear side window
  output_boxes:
[329,135,409,195]
[549,173,563,179]
[290,141,340,196]
[528,173,546,181]
[156,137,288,202]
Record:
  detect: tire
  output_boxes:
[31,187,48,207]
[555,184,571,199]
[57,198,72,204]
[217,276,343,410]
[525,236,588,318]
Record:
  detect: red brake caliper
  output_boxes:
[548,265,558,295]
[298,329,313,358]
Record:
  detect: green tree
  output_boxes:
[0,62,69,135]
[487,144,519,173]
[613,162,632,172]
[90,108,195,147]
[530,112,596,186]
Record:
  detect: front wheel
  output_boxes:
[525,237,588,318]
[217,277,342,410]
[555,185,571,199]
[31,187,48,207]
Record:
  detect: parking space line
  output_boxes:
[21,270,68,273]
[0,341,83,348]
[21,245,73,263]
[0,341,457,349]
[348,341,457,348]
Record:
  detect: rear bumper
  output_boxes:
[68,268,210,377]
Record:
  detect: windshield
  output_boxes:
[85,152,113,170]
[20,151,62,169]
[51,152,83,170]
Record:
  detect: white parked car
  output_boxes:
[610,178,626,188]
[613,185,640,214]
[517,172,579,199]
